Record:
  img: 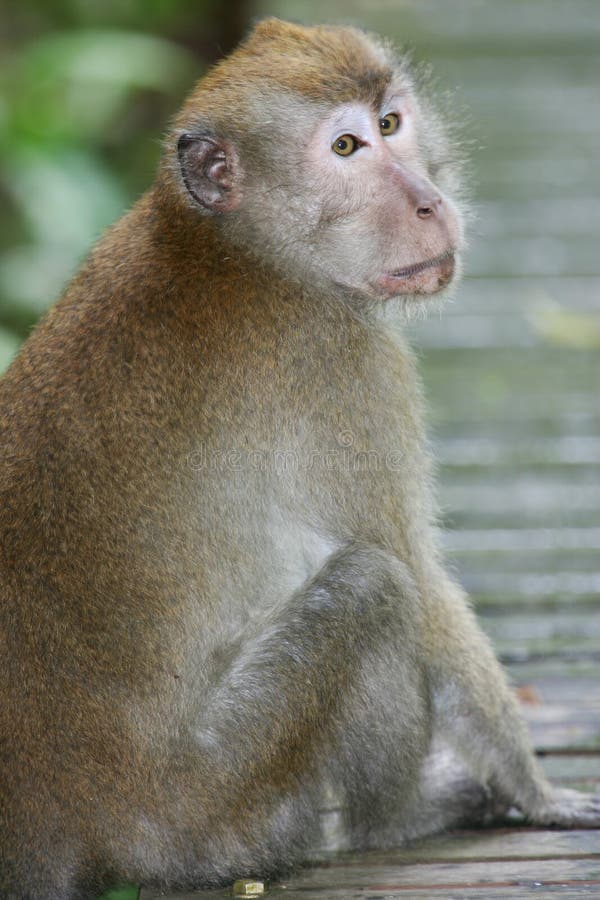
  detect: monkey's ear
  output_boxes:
[177,133,242,213]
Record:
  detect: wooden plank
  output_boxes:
[139,853,600,899]
[395,828,600,862]
[476,608,600,660]
[243,856,600,893]
[439,477,600,532]
[141,886,600,899]
[450,277,600,317]
[457,557,600,581]
[138,828,600,899]
[474,582,600,610]
[364,0,600,59]
[522,704,600,752]
[445,528,600,553]
[467,235,600,278]
[506,668,600,751]
[437,437,600,469]
[507,657,600,688]
[539,753,600,789]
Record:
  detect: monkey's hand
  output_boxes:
[526,788,600,828]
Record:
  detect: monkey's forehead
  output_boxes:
[182,18,404,115]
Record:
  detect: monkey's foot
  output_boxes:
[528,788,600,828]
[400,743,510,841]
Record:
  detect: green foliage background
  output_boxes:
[0,0,246,370]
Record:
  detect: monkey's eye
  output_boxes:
[379,112,401,135]
[332,134,359,157]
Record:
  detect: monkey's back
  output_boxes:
[0,188,432,682]
[0,191,436,893]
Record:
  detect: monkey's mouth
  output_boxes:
[390,249,455,280]
[376,248,456,297]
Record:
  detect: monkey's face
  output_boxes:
[174,26,465,305]
[299,95,464,301]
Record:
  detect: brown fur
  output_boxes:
[183,19,394,108]
[1,18,598,900]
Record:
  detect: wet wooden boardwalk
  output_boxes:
[132,1,600,898]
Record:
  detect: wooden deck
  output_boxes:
[139,826,600,898]
[130,1,600,898]
[138,751,600,900]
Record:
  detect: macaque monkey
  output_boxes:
[1,18,598,900]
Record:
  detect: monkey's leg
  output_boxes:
[398,738,509,841]
[324,639,493,850]
[155,543,430,886]
[428,572,600,828]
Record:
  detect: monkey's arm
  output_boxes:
[194,545,421,809]
[427,572,600,827]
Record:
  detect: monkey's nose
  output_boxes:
[416,194,444,220]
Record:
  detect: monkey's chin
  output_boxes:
[374,249,456,299]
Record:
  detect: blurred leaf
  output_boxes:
[6,0,214,31]
[2,147,127,249]
[530,305,600,349]
[0,28,199,328]
[0,243,80,317]
[98,885,139,900]
[0,326,21,375]
[1,30,198,146]
[0,146,129,318]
